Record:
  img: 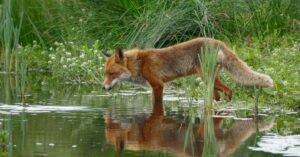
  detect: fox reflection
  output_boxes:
[104,113,272,157]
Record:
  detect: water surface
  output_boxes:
[0,74,299,157]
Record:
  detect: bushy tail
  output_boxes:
[218,42,273,87]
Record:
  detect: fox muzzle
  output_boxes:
[102,86,112,90]
[102,78,119,90]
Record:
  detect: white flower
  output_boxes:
[48,61,52,64]
[81,62,87,67]
[63,65,67,69]
[282,81,288,86]
[66,52,71,56]
[70,63,76,67]
[80,53,85,58]
[33,44,38,49]
[49,54,56,60]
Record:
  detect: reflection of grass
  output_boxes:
[0,0,27,104]
[0,131,7,157]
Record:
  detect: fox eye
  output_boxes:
[108,72,114,76]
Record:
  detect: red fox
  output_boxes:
[104,112,273,157]
[102,38,273,114]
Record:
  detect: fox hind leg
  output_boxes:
[214,75,232,101]
[195,67,231,101]
[195,67,220,100]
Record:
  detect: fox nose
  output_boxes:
[102,86,112,90]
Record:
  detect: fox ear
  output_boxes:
[115,48,124,63]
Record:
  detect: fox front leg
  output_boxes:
[151,83,164,115]
[143,73,164,115]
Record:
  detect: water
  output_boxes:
[0,74,299,157]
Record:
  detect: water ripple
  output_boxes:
[249,133,300,157]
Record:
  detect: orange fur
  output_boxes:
[102,37,273,114]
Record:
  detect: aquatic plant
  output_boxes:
[199,41,219,157]
[0,0,22,73]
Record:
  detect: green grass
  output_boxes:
[0,0,299,109]
[2,0,299,47]
[198,41,219,157]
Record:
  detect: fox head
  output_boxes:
[102,48,131,90]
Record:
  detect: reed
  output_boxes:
[198,41,219,157]
[0,0,23,72]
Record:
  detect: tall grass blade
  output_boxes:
[199,40,219,157]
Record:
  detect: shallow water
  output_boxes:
[0,74,299,157]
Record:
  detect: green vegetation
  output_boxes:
[199,42,219,157]
[0,130,6,157]
[0,0,299,107]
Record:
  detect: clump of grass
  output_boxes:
[3,0,298,48]
[0,0,22,73]
[198,41,220,157]
[95,0,216,48]
[209,0,300,42]
[5,0,101,46]
[94,0,299,47]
